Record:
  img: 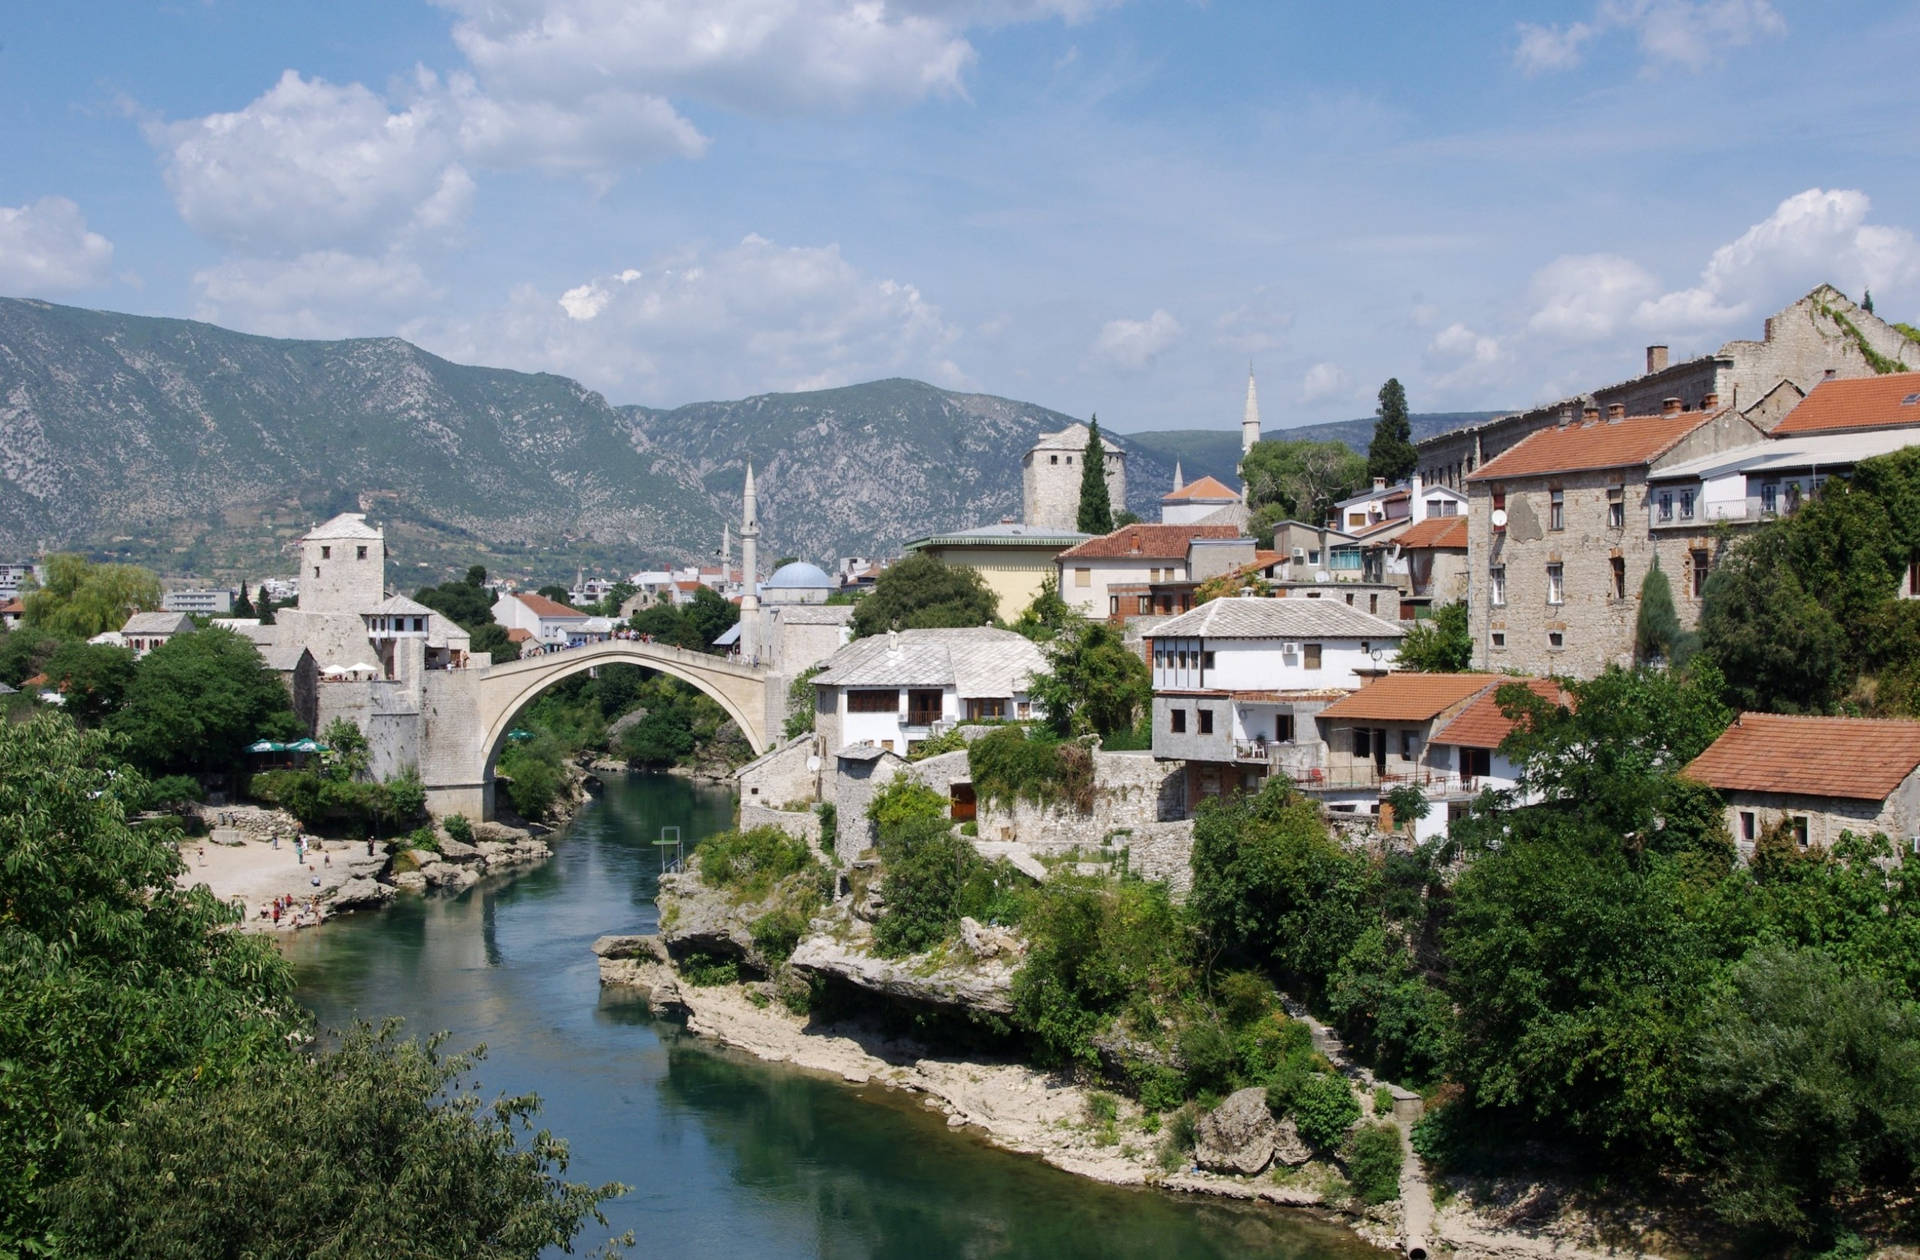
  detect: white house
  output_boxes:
[117,611,196,659]
[491,591,590,650]
[812,627,1046,757]
[1055,523,1245,617]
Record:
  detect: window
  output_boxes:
[1170,709,1187,733]
[1490,631,1506,648]
[1277,714,1295,742]
[1353,728,1371,757]
[1792,816,1810,848]
[1050,455,1058,465]
[1307,550,1320,565]
[1303,643,1323,670]
[1739,811,1756,844]
[847,690,897,713]
[1607,487,1624,529]
[1109,596,1119,616]
[1691,549,1710,598]
[1202,651,1216,670]
[1065,455,1073,465]
[1548,630,1565,649]
[1344,593,1354,605]
[1177,650,1189,670]
[1546,562,1564,604]
[313,565,320,578]
[1658,492,1673,522]
[1360,641,1371,655]
[1489,565,1506,606]
[1198,709,1214,735]
[1679,489,1695,520]
[320,545,331,559]
[1139,595,1152,615]
[1074,568,1091,588]
[1369,594,1379,614]
[967,698,1006,721]
[1549,489,1564,530]
[356,545,368,560]
[1153,648,1165,667]
[1761,482,1778,514]
[1399,730,1416,760]
[1611,556,1626,599]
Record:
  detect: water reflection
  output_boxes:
[286,772,1387,1259]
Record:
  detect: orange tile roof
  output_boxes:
[1466,409,1722,482]
[1431,677,1568,749]
[1057,524,1241,561]
[1683,713,1920,802]
[1162,474,1240,502]
[1772,374,1920,436]
[504,627,534,643]
[513,592,586,618]
[0,598,22,615]
[1394,516,1468,549]
[1315,673,1504,723]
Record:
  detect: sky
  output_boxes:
[2,1,1918,433]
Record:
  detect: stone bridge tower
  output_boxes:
[1022,422,1125,531]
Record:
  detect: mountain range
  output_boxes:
[0,297,1504,582]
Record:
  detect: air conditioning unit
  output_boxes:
[1291,547,1306,562]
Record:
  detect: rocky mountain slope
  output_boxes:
[0,296,1497,580]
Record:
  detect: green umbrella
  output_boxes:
[246,739,286,754]
[507,728,534,741]
[288,737,326,754]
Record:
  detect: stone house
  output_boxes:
[1055,523,1244,618]
[1023,422,1126,532]
[811,627,1045,757]
[1464,398,1767,678]
[1147,596,1403,810]
[1417,286,1920,492]
[1425,676,1566,824]
[902,521,1089,620]
[118,610,196,658]
[0,597,22,629]
[1387,514,1469,617]
[1683,713,1920,857]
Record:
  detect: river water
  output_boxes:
[284,772,1387,1259]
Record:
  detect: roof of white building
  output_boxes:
[366,594,436,617]
[1646,425,1920,483]
[905,522,1091,549]
[774,605,857,626]
[303,512,383,541]
[812,627,1045,697]
[1148,596,1405,641]
[122,611,195,636]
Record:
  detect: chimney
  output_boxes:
[1410,473,1426,523]
[1372,476,1387,492]
[1824,368,1838,381]
[1582,405,1601,425]
[1646,345,1669,374]
[1558,405,1574,427]
[1607,403,1626,421]
[1701,392,1719,410]
[1661,397,1683,417]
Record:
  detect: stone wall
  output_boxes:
[973,750,1184,852]
[737,735,820,811]
[831,748,908,853]
[740,803,823,846]
[1724,778,1920,857]
[1123,819,1195,894]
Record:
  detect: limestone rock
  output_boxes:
[1271,1114,1312,1167]
[787,935,1017,1015]
[656,871,758,959]
[1193,1087,1277,1176]
[327,877,394,911]
[592,934,667,962]
[436,836,481,863]
[393,870,428,891]
[958,916,1025,961]
[419,861,480,890]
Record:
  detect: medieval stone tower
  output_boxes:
[297,513,386,614]
[1022,422,1126,532]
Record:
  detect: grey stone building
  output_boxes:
[1023,422,1125,531]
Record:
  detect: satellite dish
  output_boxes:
[1490,508,1509,528]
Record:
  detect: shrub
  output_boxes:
[1290,1072,1361,1151]
[866,776,947,838]
[442,813,475,846]
[1178,1016,1240,1096]
[873,817,1032,956]
[1344,1121,1404,1206]
[135,774,203,813]
[815,802,836,853]
[695,827,815,901]
[749,905,811,964]
[967,725,1094,813]
[679,951,741,987]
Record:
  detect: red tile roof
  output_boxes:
[1394,516,1469,549]
[513,592,585,618]
[1057,524,1241,561]
[1466,409,1722,482]
[1162,474,1240,502]
[0,598,22,615]
[1315,673,1504,723]
[1772,374,1920,436]
[1431,678,1568,749]
[1683,713,1920,802]
[504,627,534,643]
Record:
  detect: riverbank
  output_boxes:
[597,934,1685,1260]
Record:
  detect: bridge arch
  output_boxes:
[468,641,770,820]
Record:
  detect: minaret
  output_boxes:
[1172,460,1185,493]
[1241,366,1261,455]
[721,523,732,584]
[739,463,761,662]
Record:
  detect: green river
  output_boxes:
[283,772,1388,1259]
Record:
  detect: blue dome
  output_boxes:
[764,561,834,589]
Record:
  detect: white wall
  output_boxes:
[1150,635,1396,693]
[1058,557,1180,616]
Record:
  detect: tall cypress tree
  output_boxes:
[1077,416,1115,534]
[1367,378,1416,484]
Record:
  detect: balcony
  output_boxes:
[1278,764,1486,796]
[904,709,944,729]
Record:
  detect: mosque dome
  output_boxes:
[764,561,834,590]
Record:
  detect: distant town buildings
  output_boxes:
[162,588,235,616]
[811,627,1045,757]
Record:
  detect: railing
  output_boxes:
[905,709,944,728]
[1278,764,1485,796]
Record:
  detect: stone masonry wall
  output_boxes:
[737,736,820,812]
[740,803,824,846]
[973,750,1184,852]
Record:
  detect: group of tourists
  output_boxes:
[259,890,323,928]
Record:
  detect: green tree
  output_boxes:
[1009,577,1074,643]
[233,581,256,619]
[0,625,75,688]
[1240,439,1369,526]
[1633,562,1692,667]
[537,584,572,605]
[21,554,162,638]
[1076,415,1116,535]
[783,665,825,740]
[684,584,741,651]
[1027,615,1150,739]
[618,709,696,766]
[1700,528,1847,713]
[111,626,303,775]
[849,552,997,637]
[1366,378,1416,485]
[42,640,138,725]
[1395,602,1470,671]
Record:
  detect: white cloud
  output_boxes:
[1092,308,1182,371]
[150,71,470,254]
[192,251,437,338]
[437,0,980,115]
[412,234,965,400]
[1429,322,1502,365]
[443,70,707,173]
[1634,188,1920,332]
[1513,0,1783,74]
[1527,253,1660,340]
[1300,361,1350,404]
[1213,292,1291,355]
[0,197,113,293]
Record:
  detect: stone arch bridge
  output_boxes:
[422,640,770,821]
